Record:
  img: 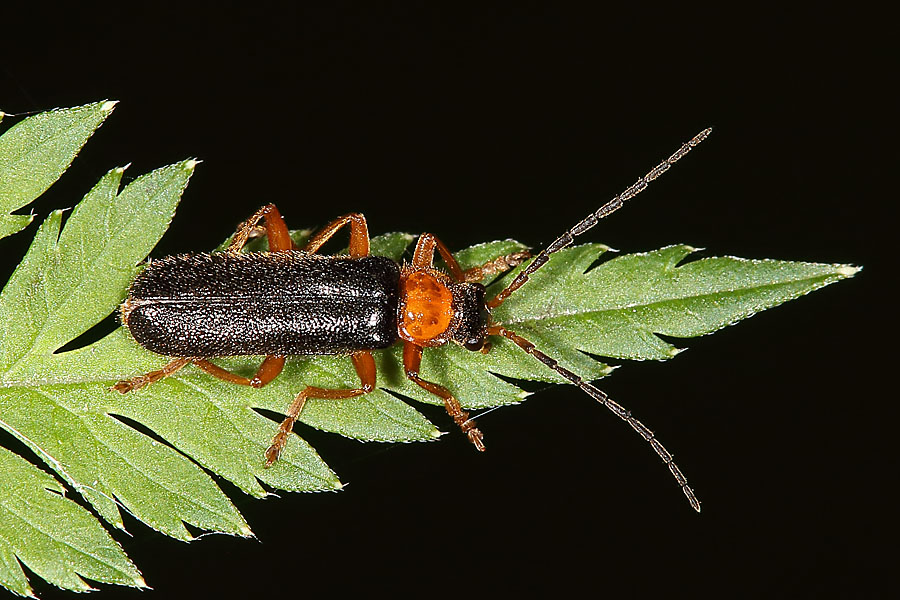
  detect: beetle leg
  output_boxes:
[412,233,464,281]
[193,355,286,388]
[413,234,530,284]
[402,342,485,451]
[265,351,377,467]
[112,358,190,393]
[227,203,295,254]
[461,250,533,282]
[114,356,286,393]
[304,213,370,258]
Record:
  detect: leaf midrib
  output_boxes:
[502,270,839,326]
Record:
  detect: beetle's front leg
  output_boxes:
[264,351,377,466]
[414,232,531,283]
[402,342,485,451]
[462,250,532,282]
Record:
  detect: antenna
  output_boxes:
[489,325,701,512]
[488,127,712,309]
[485,128,713,511]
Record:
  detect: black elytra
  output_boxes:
[123,252,401,357]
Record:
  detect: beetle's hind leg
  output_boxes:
[113,355,286,393]
[193,355,286,388]
[112,358,190,393]
[227,204,295,254]
[265,351,376,467]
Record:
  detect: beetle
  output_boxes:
[114,128,711,512]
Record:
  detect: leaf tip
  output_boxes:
[239,524,255,537]
[183,159,201,171]
[598,364,616,376]
[133,575,150,589]
[836,265,861,277]
[100,100,119,113]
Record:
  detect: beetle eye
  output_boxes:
[464,337,485,352]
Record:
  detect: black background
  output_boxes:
[0,4,891,599]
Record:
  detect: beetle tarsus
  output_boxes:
[453,411,486,451]
[111,378,143,393]
[467,427,486,452]
[265,420,293,467]
[111,358,190,394]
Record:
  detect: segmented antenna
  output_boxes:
[488,127,712,309]
[489,325,701,512]
[482,129,712,511]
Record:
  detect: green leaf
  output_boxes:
[493,244,861,361]
[0,106,860,596]
[0,447,144,597]
[0,160,263,537]
[364,243,860,412]
[0,101,116,240]
[0,159,265,594]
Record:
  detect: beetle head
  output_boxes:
[450,281,490,351]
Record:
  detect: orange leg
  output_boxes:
[414,233,531,283]
[193,355,286,388]
[265,351,377,466]
[403,342,485,451]
[304,213,370,258]
[113,356,286,393]
[412,232,464,280]
[112,358,190,393]
[227,203,295,254]
[462,250,532,282]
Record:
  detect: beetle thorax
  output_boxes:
[397,268,455,346]
[397,267,489,349]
